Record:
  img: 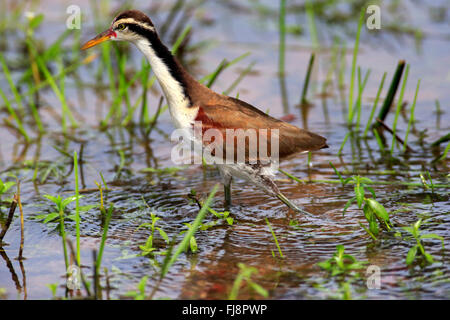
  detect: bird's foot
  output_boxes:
[276,193,312,215]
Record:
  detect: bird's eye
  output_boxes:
[117,24,125,30]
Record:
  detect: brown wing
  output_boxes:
[194,97,328,162]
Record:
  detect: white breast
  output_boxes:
[134,39,198,130]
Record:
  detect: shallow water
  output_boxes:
[0,0,449,299]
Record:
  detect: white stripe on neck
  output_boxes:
[134,38,197,129]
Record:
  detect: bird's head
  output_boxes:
[82,10,156,49]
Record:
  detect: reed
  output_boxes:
[403,79,420,153]
[0,195,17,242]
[172,25,192,54]
[23,57,89,98]
[96,205,113,273]
[206,59,228,88]
[373,128,386,153]
[19,29,72,84]
[433,142,450,163]
[431,133,450,147]
[354,67,371,131]
[16,180,25,260]
[374,60,406,127]
[278,0,286,76]
[0,54,30,141]
[201,52,251,88]
[300,53,315,105]
[390,64,410,154]
[0,54,25,114]
[347,8,365,125]
[338,43,346,90]
[305,0,319,48]
[74,151,81,265]
[100,42,117,125]
[0,86,30,142]
[363,72,386,138]
[58,205,69,272]
[223,61,256,96]
[117,49,132,122]
[27,40,78,130]
[265,218,284,259]
[140,58,151,125]
[338,132,350,156]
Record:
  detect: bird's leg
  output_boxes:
[219,166,233,208]
[224,182,231,208]
[276,192,306,214]
[260,174,311,215]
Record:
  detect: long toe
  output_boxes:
[276,193,312,215]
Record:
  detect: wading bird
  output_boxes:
[82,10,328,213]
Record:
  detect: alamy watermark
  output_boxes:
[366,5,381,30]
[66,264,81,290]
[366,265,381,289]
[66,5,81,30]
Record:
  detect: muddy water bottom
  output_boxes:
[0,121,448,300]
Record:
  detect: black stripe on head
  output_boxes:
[113,10,154,27]
[125,23,191,102]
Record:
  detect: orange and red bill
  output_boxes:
[81,29,116,50]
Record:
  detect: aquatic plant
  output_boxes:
[317,245,368,276]
[0,178,15,202]
[341,175,392,239]
[266,218,284,259]
[124,276,148,300]
[41,194,81,271]
[229,263,268,300]
[137,212,169,256]
[403,219,444,266]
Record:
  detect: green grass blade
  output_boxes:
[347,8,365,125]
[161,184,219,277]
[300,53,315,105]
[403,79,420,152]
[74,151,81,265]
[279,0,286,76]
[363,72,386,138]
[96,205,113,272]
[390,64,410,154]
[265,218,284,258]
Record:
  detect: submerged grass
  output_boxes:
[229,263,268,300]
[265,218,284,259]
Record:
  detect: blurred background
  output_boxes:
[0,0,449,300]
